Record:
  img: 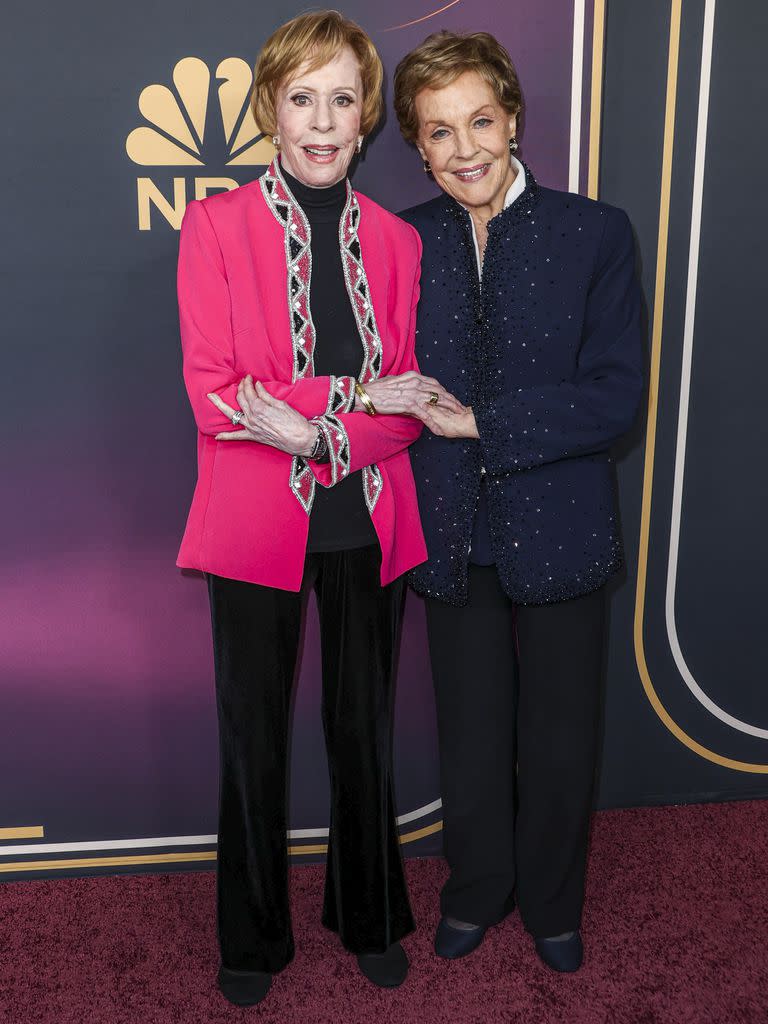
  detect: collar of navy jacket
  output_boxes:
[467,155,527,277]
[399,162,644,607]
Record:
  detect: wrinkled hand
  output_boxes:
[360,371,465,418]
[207,375,317,456]
[420,404,480,439]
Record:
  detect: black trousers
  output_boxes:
[424,564,606,938]
[207,545,414,975]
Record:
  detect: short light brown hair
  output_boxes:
[251,10,384,138]
[393,31,523,144]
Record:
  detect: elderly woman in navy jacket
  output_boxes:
[385,31,643,971]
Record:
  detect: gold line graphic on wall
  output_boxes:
[632,0,767,773]
[0,826,44,840]
[383,1,463,31]
[587,0,606,199]
[0,822,443,873]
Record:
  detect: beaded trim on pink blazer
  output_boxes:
[260,157,384,516]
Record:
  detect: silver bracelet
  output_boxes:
[308,427,328,461]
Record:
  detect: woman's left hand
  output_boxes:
[420,404,480,439]
[207,375,317,456]
[361,371,465,416]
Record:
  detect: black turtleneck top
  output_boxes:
[281,164,377,552]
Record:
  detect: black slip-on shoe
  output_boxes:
[356,942,409,987]
[534,931,583,973]
[217,965,273,1006]
[434,918,488,959]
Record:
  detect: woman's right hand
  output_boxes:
[359,372,465,417]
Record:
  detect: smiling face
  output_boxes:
[274,46,363,188]
[414,70,518,213]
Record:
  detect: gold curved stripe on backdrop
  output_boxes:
[632,0,768,773]
[383,1,463,32]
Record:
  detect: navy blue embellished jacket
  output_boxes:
[399,165,643,606]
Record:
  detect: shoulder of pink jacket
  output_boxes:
[182,176,270,231]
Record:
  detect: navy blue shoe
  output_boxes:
[534,931,583,972]
[434,918,487,959]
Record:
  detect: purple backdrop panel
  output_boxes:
[0,0,583,877]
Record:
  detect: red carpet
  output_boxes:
[1,801,767,1024]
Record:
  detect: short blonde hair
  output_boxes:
[251,10,384,138]
[393,31,523,144]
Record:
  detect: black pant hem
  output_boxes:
[219,947,295,976]
[321,914,416,955]
[440,891,516,929]
[521,913,584,940]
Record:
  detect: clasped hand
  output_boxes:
[361,371,479,438]
[207,376,316,455]
[206,371,479,450]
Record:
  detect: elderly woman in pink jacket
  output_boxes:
[176,10,457,1008]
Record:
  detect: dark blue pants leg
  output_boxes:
[514,586,606,937]
[425,565,519,926]
[425,566,606,934]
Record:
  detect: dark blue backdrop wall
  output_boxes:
[2,0,766,881]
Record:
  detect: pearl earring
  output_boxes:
[272,134,280,147]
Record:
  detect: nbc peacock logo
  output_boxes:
[126,57,275,230]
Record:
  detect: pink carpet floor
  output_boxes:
[1,801,767,1024]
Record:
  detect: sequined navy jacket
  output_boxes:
[400,166,643,606]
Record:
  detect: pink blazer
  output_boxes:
[176,158,427,591]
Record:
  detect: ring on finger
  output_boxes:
[427,392,440,406]
[231,410,244,426]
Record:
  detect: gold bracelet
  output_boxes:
[354,380,377,416]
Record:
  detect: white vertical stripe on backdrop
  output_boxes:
[663,1,766,738]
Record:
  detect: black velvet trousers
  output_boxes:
[206,545,414,975]
[424,564,606,939]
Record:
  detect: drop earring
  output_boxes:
[423,159,431,174]
[509,137,518,153]
[356,136,363,154]
[272,134,280,147]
